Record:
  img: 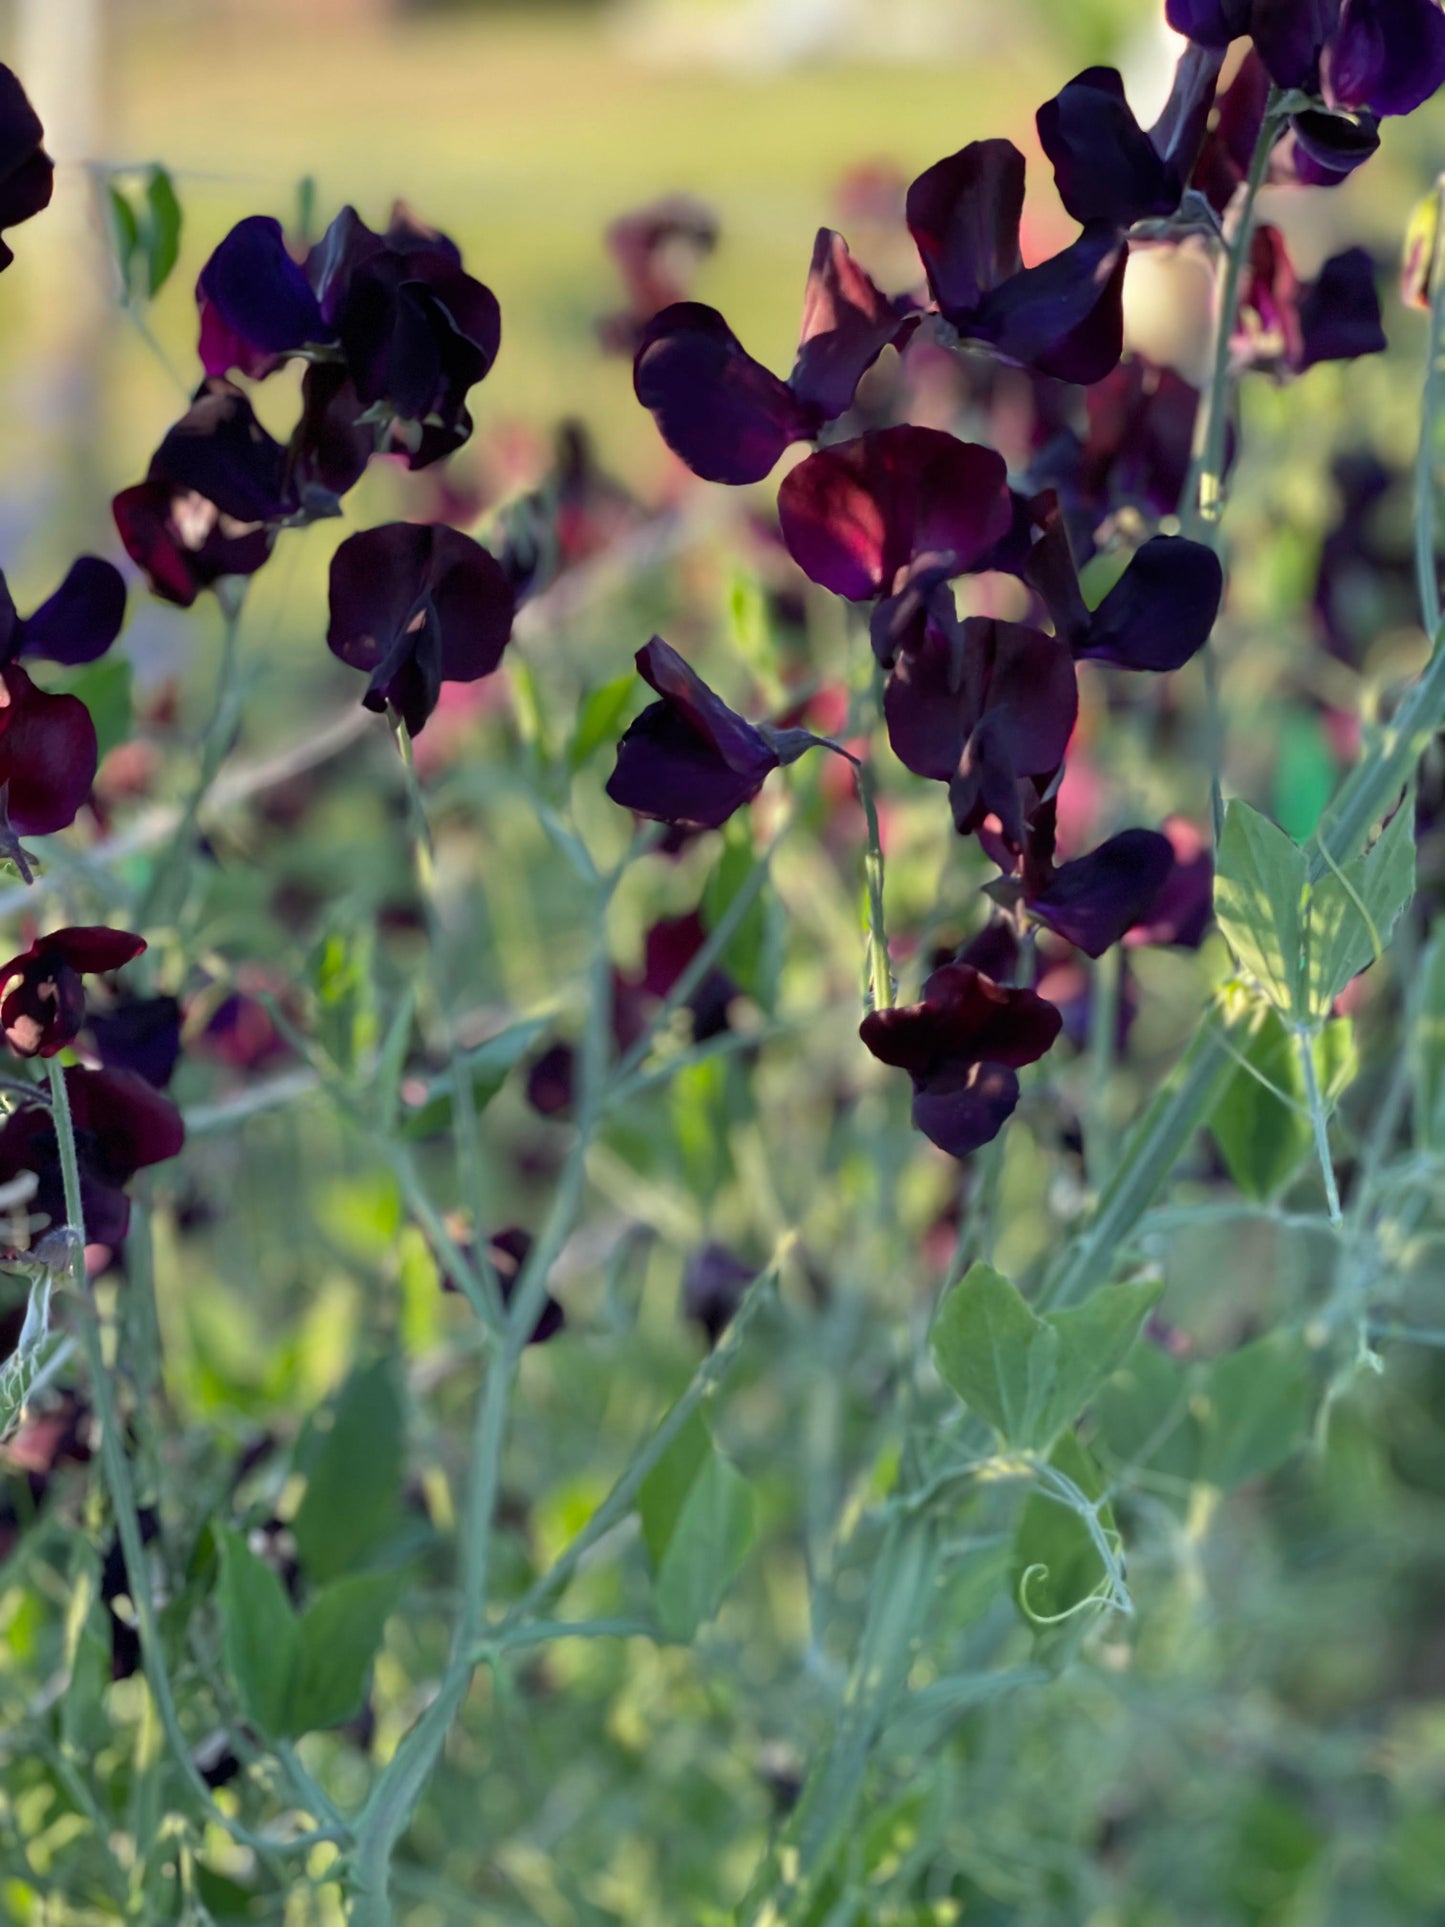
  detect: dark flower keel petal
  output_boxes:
[86,995,184,1088]
[906,140,1026,321]
[1037,67,1182,228]
[197,215,331,375]
[790,228,915,420]
[1027,828,1175,956]
[18,559,127,667]
[606,637,780,829]
[911,1060,1022,1159]
[1075,537,1223,671]
[1295,248,1386,370]
[0,665,97,835]
[112,480,274,610]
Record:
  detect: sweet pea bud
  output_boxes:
[1402,176,1445,313]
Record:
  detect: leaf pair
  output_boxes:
[930,1261,1162,1452]
[1215,797,1414,1023]
[638,1410,755,1640]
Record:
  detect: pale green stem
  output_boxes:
[50,1061,341,1861]
[856,760,894,1013]
[1296,1027,1342,1225]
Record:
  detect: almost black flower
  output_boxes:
[0,1066,185,1247]
[607,637,803,829]
[113,381,295,607]
[860,962,1062,1159]
[1023,824,1176,957]
[0,927,145,1059]
[1124,817,1214,950]
[683,1242,755,1347]
[86,994,184,1089]
[0,664,98,835]
[1238,229,1386,374]
[1036,50,1222,230]
[882,613,1077,853]
[326,522,515,737]
[0,558,127,668]
[634,229,916,484]
[906,140,1128,385]
[0,66,52,271]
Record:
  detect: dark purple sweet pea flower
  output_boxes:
[288,364,377,510]
[326,522,515,737]
[1166,0,1339,92]
[607,637,813,829]
[0,1066,185,1248]
[683,1242,756,1347]
[905,139,1128,385]
[860,962,1062,1159]
[0,664,97,835]
[440,1226,563,1343]
[0,927,145,1059]
[113,381,296,608]
[776,426,1012,646]
[598,194,719,354]
[1124,817,1214,949]
[0,558,126,670]
[85,994,184,1089]
[0,67,53,272]
[1024,825,1175,957]
[639,912,736,1041]
[634,230,915,485]
[197,214,332,379]
[1036,52,1222,229]
[1024,499,1223,674]
[1326,0,1445,117]
[1079,357,1202,528]
[882,613,1077,852]
[1239,229,1386,374]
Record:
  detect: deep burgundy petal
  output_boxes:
[1080,358,1200,525]
[0,956,85,1057]
[1027,828,1175,957]
[150,381,296,526]
[18,558,127,667]
[427,527,516,684]
[65,1065,185,1180]
[289,364,375,506]
[0,665,97,835]
[196,215,330,375]
[1074,537,1223,672]
[1295,248,1386,371]
[1037,67,1181,229]
[307,205,388,324]
[634,302,815,485]
[790,228,915,421]
[1126,818,1214,949]
[327,523,435,676]
[905,140,1025,322]
[636,637,779,781]
[112,480,275,610]
[861,963,1062,1074]
[777,426,1012,600]
[884,616,1075,786]
[1252,0,1341,89]
[42,927,146,975]
[1329,0,1445,114]
[606,702,772,829]
[968,226,1128,386]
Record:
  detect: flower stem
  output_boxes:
[857,759,894,1012]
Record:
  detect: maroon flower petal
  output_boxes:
[606,638,780,830]
[65,1066,186,1180]
[1328,0,1445,116]
[911,1061,1023,1159]
[86,995,183,1089]
[790,228,916,421]
[112,480,274,610]
[905,140,1025,322]
[18,558,127,667]
[778,426,1012,601]
[861,962,1062,1073]
[0,66,53,271]
[0,664,97,835]
[1027,828,1175,957]
[634,302,816,485]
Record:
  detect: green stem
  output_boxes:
[1183,87,1284,844]
[50,1061,340,1862]
[1296,1027,1343,1225]
[857,760,893,1012]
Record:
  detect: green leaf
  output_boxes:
[142,165,182,298]
[307,921,377,1076]
[291,1359,405,1585]
[1302,799,1415,1019]
[1091,1340,1202,1488]
[399,1017,548,1140]
[1414,930,1445,1149]
[372,986,417,1135]
[287,1571,404,1734]
[567,672,636,773]
[1012,1432,1117,1623]
[105,184,141,301]
[653,1447,755,1640]
[638,1409,712,1570]
[1209,1008,1356,1200]
[1197,1330,1314,1488]
[930,1262,1161,1451]
[60,1545,111,1755]
[1214,799,1307,1014]
[216,1528,300,1736]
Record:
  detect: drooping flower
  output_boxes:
[0,558,127,669]
[326,522,516,736]
[0,664,98,835]
[85,994,184,1089]
[0,1066,185,1247]
[113,381,296,607]
[905,139,1128,385]
[881,614,1078,852]
[1036,50,1222,230]
[607,637,814,829]
[860,962,1062,1159]
[0,927,146,1058]
[634,229,916,484]
[0,66,53,271]
[1237,229,1386,374]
